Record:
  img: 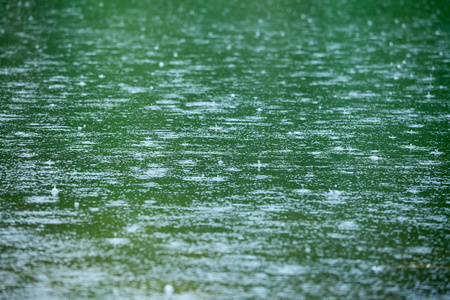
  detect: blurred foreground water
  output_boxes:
[0,0,449,299]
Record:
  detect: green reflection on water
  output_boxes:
[0,0,449,299]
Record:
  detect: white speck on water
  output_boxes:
[159,62,164,68]
[164,284,174,295]
[338,220,359,230]
[367,20,372,26]
[78,81,86,86]
[125,224,140,233]
[173,52,178,57]
[51,186,59,196]
[369,155,380,161]
[408,246,432,254]
[327,190,343,197]
[371,266,384,273]
[295,188,311,195]
[218,159,224,165]
[430,149,443,156]
[305,244,311,254]
[99,74,105,79]
[231,93,236,98]
[98,2,104,7]
[105,238,130,246]
[255,31,260,38]
[256,107,262,112]
[74,201,80,209]
[425,92,434,98]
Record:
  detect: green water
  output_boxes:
[1,0,449,299]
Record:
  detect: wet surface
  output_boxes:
[1,0,449,299]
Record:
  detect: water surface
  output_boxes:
[1,0,449,299]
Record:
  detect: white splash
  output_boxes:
[164,284,174,295]
[51,186,59,196]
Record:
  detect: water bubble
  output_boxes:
[159,62,164,68]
